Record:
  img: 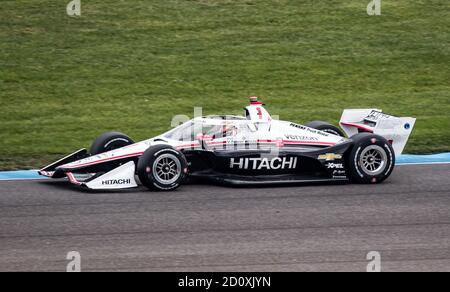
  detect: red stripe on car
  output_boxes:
[176,143,200,149]
[340,122,374,133]
[63,152,144,169]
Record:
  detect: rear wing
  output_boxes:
[340,109,416,156]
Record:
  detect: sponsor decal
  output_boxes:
[102,179,132,185]
[333,170,346,175]
[313,129,329,136]
[230,157,298,170]
[365,110,391,123]
[289,123,307,130]
[332,170,347,179]
[289,123,330,137]
[326,162,344,169]
[318,153,343,161]
[284,134,319,141]
[94,153,109,160]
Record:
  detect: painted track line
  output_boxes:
[396,152,450,165]
[0,170,44,181]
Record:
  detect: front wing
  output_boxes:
[66,161,138,189]
[39,150,139,190]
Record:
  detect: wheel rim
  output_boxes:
[152,154,181,185]
[359,145,388,176]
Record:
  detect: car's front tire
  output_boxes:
[90,132,134,155]
[137,145,188,191]
[346,133,395,184]
[305,121,345,137]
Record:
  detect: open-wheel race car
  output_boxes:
[39,97,416,191]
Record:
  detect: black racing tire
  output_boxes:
[346,133,395,184]
[90,132,134,155]
[137,145,188,191]
[305,121,345,137]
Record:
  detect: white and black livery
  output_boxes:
[39,97,416,191]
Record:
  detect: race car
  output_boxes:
[39,97,416,191]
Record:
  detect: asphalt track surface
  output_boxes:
[0,164,449,272]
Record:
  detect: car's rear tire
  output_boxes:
[346,133,395,184]
[137,145,188,191]
[305,121,345,137]
[90,132,134,155]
